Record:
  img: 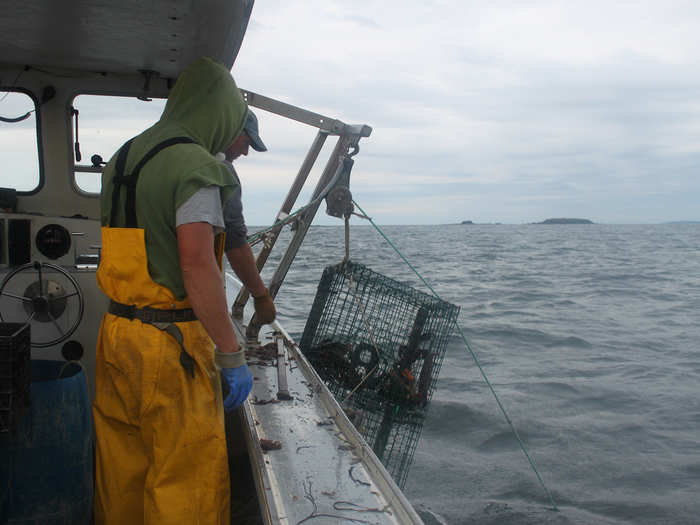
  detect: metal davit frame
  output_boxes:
[233,89,372,340]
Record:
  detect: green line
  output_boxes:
[352,199,558,511]
[247,203,312,244]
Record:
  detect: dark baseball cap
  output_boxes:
[244,109,267,152]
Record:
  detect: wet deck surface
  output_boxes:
[239,335,404,525]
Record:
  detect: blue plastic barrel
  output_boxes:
[0,360,93,524]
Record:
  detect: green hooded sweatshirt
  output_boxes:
[101,57,247,299]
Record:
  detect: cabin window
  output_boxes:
[0,90,41,193]
[72,94,166,194]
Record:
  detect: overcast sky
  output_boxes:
[228,0,700,225]
[3,1,697,225]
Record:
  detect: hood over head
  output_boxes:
[160,57,247,154]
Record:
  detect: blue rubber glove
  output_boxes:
[221,364,253,412]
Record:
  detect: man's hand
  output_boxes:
[253,288,276,324]
[226,242,275,322]
[221,364,253,411]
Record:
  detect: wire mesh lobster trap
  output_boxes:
[299,260,460,488]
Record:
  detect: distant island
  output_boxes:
[458,218,593,225]
[537,218,593,224]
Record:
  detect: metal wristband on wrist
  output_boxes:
[214,347,246,368]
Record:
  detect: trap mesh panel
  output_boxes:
[300,260,460,488]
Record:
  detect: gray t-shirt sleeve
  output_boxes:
[222,161,248,250]
[175,186,225,233]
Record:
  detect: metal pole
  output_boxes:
[275,335,291,400]
[241,89,344,134]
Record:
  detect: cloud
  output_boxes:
[5,1,699,224]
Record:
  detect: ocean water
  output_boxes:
[252,223,700,525]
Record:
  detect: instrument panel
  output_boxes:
[0,213,100,269]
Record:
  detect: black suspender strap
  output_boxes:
[109,138,135,227]
[109,136,196,228]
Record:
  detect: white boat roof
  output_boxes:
[0,0,253,79]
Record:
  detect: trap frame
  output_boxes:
[300,260,460,487]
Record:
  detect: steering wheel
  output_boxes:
[0,262,85,348]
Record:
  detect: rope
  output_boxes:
[341,269,381,404]
[247,203,310,246]
[247,155,351,246]
[351,199,559,512]
[343,215,350,262]
[337,225,405,405]
[296,480,375,524]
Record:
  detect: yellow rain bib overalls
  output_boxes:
[93,137,230,525]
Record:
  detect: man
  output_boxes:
[93,57,269,525]
[219,109,275,320]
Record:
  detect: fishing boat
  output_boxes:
[0,1,429,523]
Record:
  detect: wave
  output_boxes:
[465,326,593,349]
